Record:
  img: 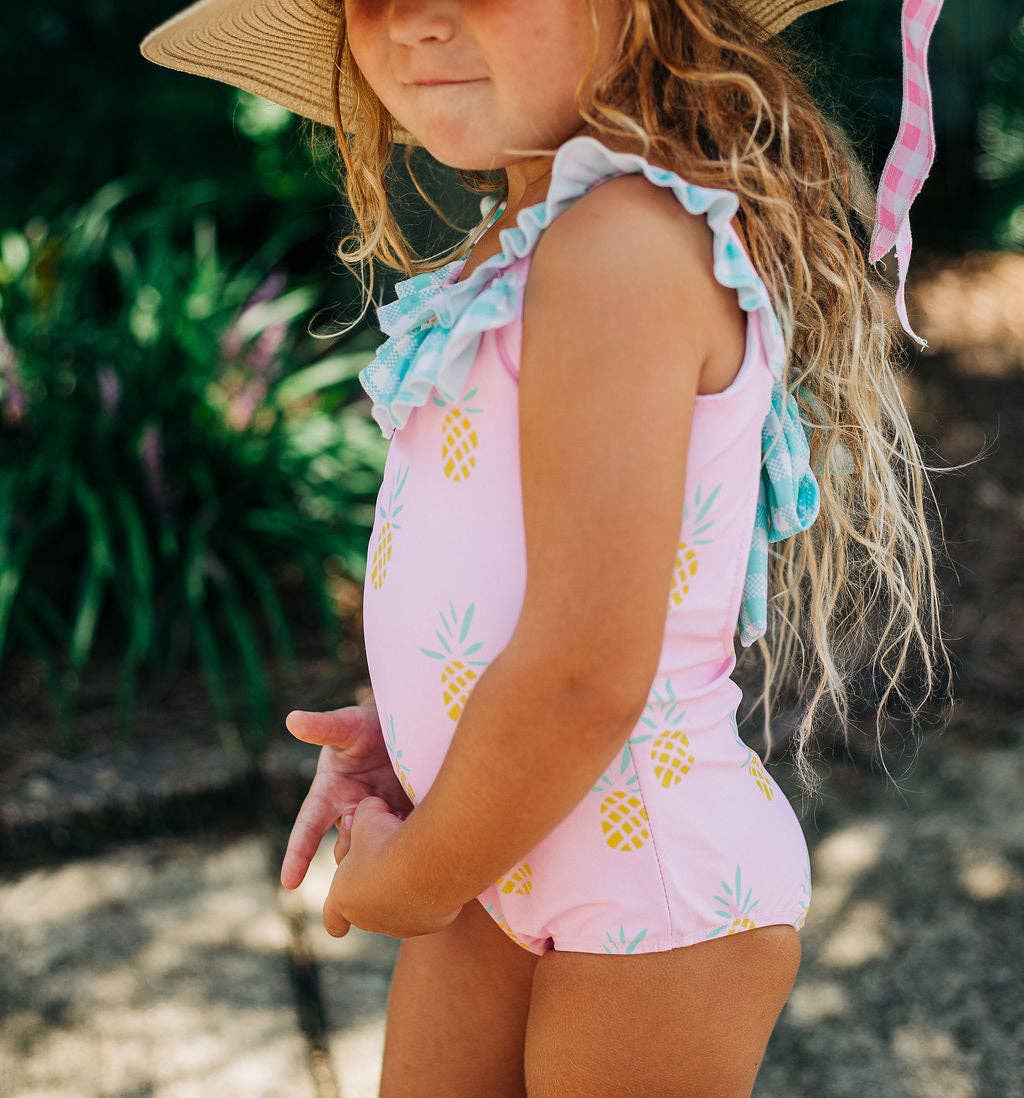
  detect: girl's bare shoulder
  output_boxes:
[525,171,746,390]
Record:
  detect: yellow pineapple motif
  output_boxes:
[369,463,409,590]
[591,771,650,852]
[706,864,760,938]
[668,480,721,610]
[434,384,484,482]
[382,712,416,804]
[745,749,775,800]
[639,678,695,789]
[483,902,537,953]
[729,709,774,801]
[419,600,491,721]
[495,863,534,896]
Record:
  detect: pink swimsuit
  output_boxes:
[359,136,812,955]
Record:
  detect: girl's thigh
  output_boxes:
[379,896,541,1098]
[523,923,801,1098]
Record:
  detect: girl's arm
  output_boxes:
[386,175,730,913]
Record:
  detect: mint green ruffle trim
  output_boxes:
[358,134,842,645]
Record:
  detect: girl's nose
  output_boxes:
[387,0,458,47]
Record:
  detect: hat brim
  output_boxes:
[139,0,417,142]
[746,0,846,35]
[138,0,844,144]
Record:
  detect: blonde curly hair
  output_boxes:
[305,0,961,801]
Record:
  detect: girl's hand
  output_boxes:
[279,703,415,890]
[323,797,464,940]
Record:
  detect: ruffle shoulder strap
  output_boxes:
[358,133,827,645]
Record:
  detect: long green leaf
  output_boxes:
[211,564,270,755]
[272,351,377,405]
[68,474,115,672]
[224,534,297,672]
[113,485,155,660]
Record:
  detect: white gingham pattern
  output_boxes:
[868,0,944,350]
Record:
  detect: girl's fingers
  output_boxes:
[284,706,376,747]
[279,814,324,890]
[279,790,361,889]
[323,909,351,939]
[333,809,356,864]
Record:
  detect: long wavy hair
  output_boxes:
[305,0,961,801]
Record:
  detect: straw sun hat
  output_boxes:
[139,0,944,349]
[138,0,845,143]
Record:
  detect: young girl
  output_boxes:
[141,0,953,1093]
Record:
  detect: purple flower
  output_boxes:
[227,379,267,431]
[219,268,289,363]
[0,317,27,424]
[138,423,172,518]
[245,321,286,380]
[98,366,121,417]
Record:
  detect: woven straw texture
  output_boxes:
[138,0,844,139]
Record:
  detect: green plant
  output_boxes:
[0,181,386,757]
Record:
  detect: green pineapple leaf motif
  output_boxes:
[615,731,655,774]
[684,480,722,545]
[483,902,534,952]
[603,924,650,954]
[729,709,745,752]
[369,462,408,590]
[382,711,416,804]
[419,600,491,721]
[669,479,722,609]
[639,677,694,789]
[706,864,761,938]
[794,853,812,930]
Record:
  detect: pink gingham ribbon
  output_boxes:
[868,0,945,350]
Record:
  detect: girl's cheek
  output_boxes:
[343,0,383,64]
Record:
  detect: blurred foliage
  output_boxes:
[794,0,1024,250]
[0,0,1020,755]
[0,184,386,756]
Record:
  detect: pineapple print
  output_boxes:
[592,771,650,852]
[668,480,721,610]
[382,712,416,804]
[612,731,654,775]
[744,748,775,801]
[495,863,534,896]
[433,384,484,482]
[419,600,491,721]
[603,924,650,954]
[640,677,695,789]
[706,864,761,938]
[369,463,408,590]
[483,902,537,953]
[730,708,775,801]
[794,858,812,931]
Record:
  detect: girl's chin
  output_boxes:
[408,130,508,172]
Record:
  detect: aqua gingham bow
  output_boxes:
[739,0,943,643]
